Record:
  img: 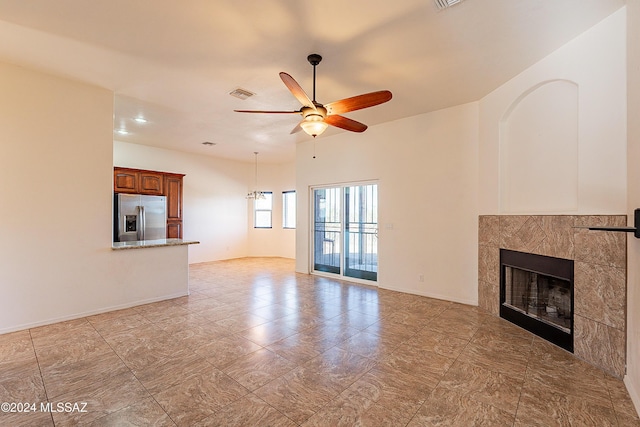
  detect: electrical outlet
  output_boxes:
[418,274,424,282]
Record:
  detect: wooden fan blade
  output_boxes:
[234,109,301,114]
[325,115,368,133]
[280,72,315,109]
[290,123,302,134]
[325,90,392,115]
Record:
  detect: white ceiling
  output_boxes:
[0,0,625,163]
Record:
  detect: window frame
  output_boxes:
[310,180,378,283]
[253,191,273,229]
[282,190,296,229]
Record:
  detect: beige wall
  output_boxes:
[0,62,190,334]
[625,0,640,413]
[479,8,627,215]
[247,161,296,259]
[296,102,480,304]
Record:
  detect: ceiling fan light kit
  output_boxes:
[300,113,328,137]
[234,53,392,138]
[300,104,329,137]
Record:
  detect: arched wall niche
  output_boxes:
[499,79,579,214]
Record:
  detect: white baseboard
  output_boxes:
[378,283,478,306]
[0,291,189,335]
[624,375,640,418]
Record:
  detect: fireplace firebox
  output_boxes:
[500,249,574,352]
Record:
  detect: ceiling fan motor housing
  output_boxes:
[302,105,327,119]
[307,54,322,66]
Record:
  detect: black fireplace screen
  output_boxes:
[503,267,571,331]
[500,249,574,352]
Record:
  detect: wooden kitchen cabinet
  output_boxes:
[114,168,164,195]
[166,221,182,239]
[113,169,138,193]
[139,171,164,195]
[165,173,184,238]
[114,167,185,238]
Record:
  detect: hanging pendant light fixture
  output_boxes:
[246,152,266,200]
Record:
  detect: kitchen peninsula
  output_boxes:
[107,238,196,314]
[110,166,198,310]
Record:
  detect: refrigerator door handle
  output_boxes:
[140,206,145,241]
[135,206,140,241]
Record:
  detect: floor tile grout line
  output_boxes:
[403,320,476,426]
[602,372,624,427]
[27,329,56,426]
[510,334,535,427]
[411,317,531,425]
[88,319,181,427]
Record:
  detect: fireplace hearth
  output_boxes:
[500,249,574,352]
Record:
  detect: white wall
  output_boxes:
[626,0,640,414]
[247,161,296,258]
[500,80,579,213]
[0,62,190,334]
[114,141,296,262]
[479,8,627,215]
[296,103,480,305]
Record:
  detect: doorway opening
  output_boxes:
[312,183,378,282]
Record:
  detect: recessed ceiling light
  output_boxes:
[202,141,216,146]
[133,117,148,124]
[229,88,255,100]
[116,129,129,135]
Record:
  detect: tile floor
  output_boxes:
[1,257,639,426]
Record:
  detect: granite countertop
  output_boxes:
[112,238,200,250]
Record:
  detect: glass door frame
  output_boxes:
[309,180,378,285]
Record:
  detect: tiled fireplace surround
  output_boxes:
[478,215,627,378]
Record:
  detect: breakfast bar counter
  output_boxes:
[112,238,200,250]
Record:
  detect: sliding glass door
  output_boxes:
[312,183,378,282]
[344,184,378,281]
[313,187,341,274]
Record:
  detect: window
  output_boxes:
[282,191,296,229]
[254,192,273,228]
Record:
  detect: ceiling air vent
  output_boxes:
[434,0,462,10]
[229,87,255,100]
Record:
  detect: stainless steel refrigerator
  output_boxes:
[114,194,167,242]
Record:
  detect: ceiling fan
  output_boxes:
[234,54,392,138]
